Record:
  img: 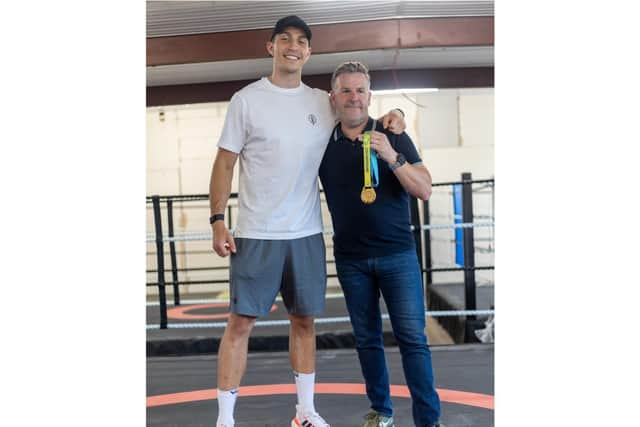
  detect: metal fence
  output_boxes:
[147,173,495,334]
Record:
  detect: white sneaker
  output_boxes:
[290,404,330,427]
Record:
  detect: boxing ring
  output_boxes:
[146,174,495,426]
[147,345,493,426]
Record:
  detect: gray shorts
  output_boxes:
[228,233,327,317]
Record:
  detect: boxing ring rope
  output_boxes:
[146,310,496,330]
[144,222,496,243]
[147,173,494,341]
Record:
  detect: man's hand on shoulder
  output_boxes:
[379,109,406,134]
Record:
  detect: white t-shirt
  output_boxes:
[217,77,335,239]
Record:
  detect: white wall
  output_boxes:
[146,103,235,296]
[146,87,494,295]
[416,88,494,286]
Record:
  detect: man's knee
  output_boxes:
[289,314,315,335]
[393,325,428,349]
[225,313,257,338]
[353,330,384,350]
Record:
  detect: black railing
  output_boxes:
[147,173,495,338]
[151,195,168,329]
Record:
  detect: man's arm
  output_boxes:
[367,130,432,200]
[389,161,432,201]
[209,148,239,256]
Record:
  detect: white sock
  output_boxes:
[294,371,316,414]
[216,388,238,426]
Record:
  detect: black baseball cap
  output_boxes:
[271,15,312,43]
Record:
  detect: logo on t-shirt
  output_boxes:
[307,113,318,125]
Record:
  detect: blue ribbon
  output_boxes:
[368,121,380,188]
[370,152,379,188]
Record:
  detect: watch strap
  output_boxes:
[209,213,225,224]
[389,153,406,171]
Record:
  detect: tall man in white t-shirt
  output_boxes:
[208,15,405,427]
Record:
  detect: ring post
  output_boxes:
[152,195,168,329]
[167,198,180,306]
[461,172,479,341]
[410,196,424,288]
[423,199,433,287]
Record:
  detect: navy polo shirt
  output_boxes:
[319,117,422,261]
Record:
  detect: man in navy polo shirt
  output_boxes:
[319,61,444,427]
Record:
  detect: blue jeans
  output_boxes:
[336,250,441,427]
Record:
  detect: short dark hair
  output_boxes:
[271,15,312,44]
[331,61,371,90]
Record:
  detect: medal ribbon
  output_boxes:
[363,132,372,188]
[370,150,379,187]
[360,121,379,204]
[362,121,379,188]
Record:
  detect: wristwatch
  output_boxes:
[388,153,406,171]
[209,213,225,224]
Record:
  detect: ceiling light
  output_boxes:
[371,88,439,96]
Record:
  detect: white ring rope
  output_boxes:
[146,294,346,307]
[420,222,494,231]
[146,222,495,243]
[146,309,495,329]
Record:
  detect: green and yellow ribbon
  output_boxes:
[360,131,376,204]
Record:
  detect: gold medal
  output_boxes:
[361,131,376,204]
[361,187,376,204]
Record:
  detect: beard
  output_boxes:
[339,106,367,127]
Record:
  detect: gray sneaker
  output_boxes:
[363,411,394,427]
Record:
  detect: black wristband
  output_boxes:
[391,108,405,118]
[209,213,225,224]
